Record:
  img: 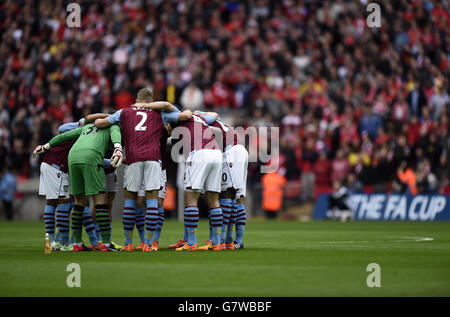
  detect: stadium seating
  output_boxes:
[0,1,448,215]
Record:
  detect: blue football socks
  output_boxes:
[184,206,199,246]
[123,199,136,245]
[145,199,158,245]
[43,205,56,242]
[209,207,223,246]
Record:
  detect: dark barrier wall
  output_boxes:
[313,194,450,221]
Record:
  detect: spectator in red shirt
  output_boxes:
[313,152,331,188]
[114,85,134,110]
[331,149,351,184]
[407,115,421,147]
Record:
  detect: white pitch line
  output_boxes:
[310,241,371,244]
[295,237,434,245]
[392,236,434,242]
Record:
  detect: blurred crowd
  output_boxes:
[0,0,449,201]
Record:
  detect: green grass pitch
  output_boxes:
[1,220,450,297]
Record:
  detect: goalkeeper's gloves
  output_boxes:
[32,143,50,158]
[110,143,123,168]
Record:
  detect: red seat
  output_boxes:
[441,185,450,195]
[363,185,374,194]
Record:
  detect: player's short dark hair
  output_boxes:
[136,88,153,102]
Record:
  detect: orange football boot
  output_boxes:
[135,241,145,250]
[198,240,212,251]
[89,243,102,251]
[168,239,185,249]
[208,244,222,251]
[151,240,159,251]
[175,243,198,251]
[142,244,152,252]
[225,242,235,250]
[122,243,134,252]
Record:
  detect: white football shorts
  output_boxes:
[39,162,70,199]
[138,169,167,198]
[124,161,162,193]
[221,144,248,198]
[184,149,222,193]
[106,170,118,192]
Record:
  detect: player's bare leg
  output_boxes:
[107,191,115,218]
[92,193,107,205]
[73,194,88,208]
[205,191,220,209]
[185,190,201,207]
[91,206,96,223]
[46,199,58,206]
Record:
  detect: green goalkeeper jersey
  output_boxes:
[48,123,122,166]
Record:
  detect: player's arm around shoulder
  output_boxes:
[58,120,83,133]
[193,110,219,119]
[177,109,193,121]
[94,118,111,128]
[193,110,218,124]
[49,127,82,147]
[32,127,82,158]
[85,113,110,125]
[94,109,122,128]
[161,105,192,124]
[137,101,175,112]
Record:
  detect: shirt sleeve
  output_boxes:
[202,114,216,125]
[195,111,216,125]
[109,124,122,145]
[102,159,112,168]
[58,122,80,134]
[106,109,122,125]
[161,108,181,124]
[49,127,82,147]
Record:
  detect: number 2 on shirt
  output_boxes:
[135,111,147,131]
